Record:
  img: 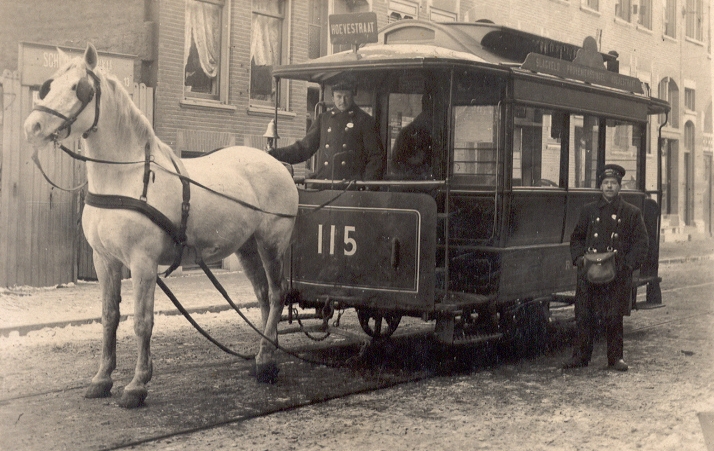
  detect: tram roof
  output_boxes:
[273,20,616,82]
[273,20,670,115]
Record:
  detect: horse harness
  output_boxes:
[84,141,191,277]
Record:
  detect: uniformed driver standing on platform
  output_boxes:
[267,73,384,182]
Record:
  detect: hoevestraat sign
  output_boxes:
[329,13,378,46]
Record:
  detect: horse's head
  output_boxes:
[24,43,101,147]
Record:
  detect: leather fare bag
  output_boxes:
[583,251,616,284]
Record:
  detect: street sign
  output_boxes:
[329,12,378,46]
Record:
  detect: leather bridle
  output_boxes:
[33,68,101,140]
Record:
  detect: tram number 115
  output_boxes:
[317,224,357,256]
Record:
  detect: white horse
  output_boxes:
[24,43,298,408]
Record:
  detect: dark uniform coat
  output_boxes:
[271,104,384,180]
[570,195,649,317]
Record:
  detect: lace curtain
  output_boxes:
[184,1,221,80]
[250,0,282,67]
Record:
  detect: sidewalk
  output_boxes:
[1,239,713,337]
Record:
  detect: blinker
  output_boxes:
[38,76,94,104]
[76,77,95,104]
[39,79,52,100]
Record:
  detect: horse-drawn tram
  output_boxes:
[272,19,670,346]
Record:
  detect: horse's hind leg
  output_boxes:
[85,253,123,399]
[236,235,283,384]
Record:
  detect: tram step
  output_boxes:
[434,291,492,310]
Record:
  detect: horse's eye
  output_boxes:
[71,84,77,91]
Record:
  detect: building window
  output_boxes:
[615,0,631,21]
[308,0,328,59]
[585,0,599,11]
[429,7,457,22]
[684,88,695,111]
[184,0,230,102]
[685,0,704,41]
[659,77,680,128]
[638,0,652,29]
[388,0,418,23]
[250,0,287,106]
[704,102,712,133]
[664,0,677,38]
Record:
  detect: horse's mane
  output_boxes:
[96,68,178,163]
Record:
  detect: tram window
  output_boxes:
[568,114,600,188]
[512,107,562,187]
[388,92,433,178]
[605,120,642,190]
[452,105,498,186]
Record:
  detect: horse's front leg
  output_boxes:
[85,254,123,399]
[118,263,157,408]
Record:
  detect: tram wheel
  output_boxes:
[357,309,402,339]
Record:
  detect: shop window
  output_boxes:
[184,0,230,102]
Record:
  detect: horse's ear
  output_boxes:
[84,43,98,70]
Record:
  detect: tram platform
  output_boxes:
[0,239,712,337]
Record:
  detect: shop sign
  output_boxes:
[19,42,135,93]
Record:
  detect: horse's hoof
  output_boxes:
[255,362,279,384]
[85,381,113,398]
[118,388,147,408]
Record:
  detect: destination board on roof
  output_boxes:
[329,13,378,46]
[521,53,644,94]
[20,42,135,93]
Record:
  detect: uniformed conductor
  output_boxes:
[268,74,384,181]
[563,164,649,372]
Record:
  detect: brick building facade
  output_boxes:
[1,0,712,249]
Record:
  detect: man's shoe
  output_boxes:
[608,359,628,371]
[562,358,588,369]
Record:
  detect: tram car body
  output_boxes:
[272,20,670,345]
